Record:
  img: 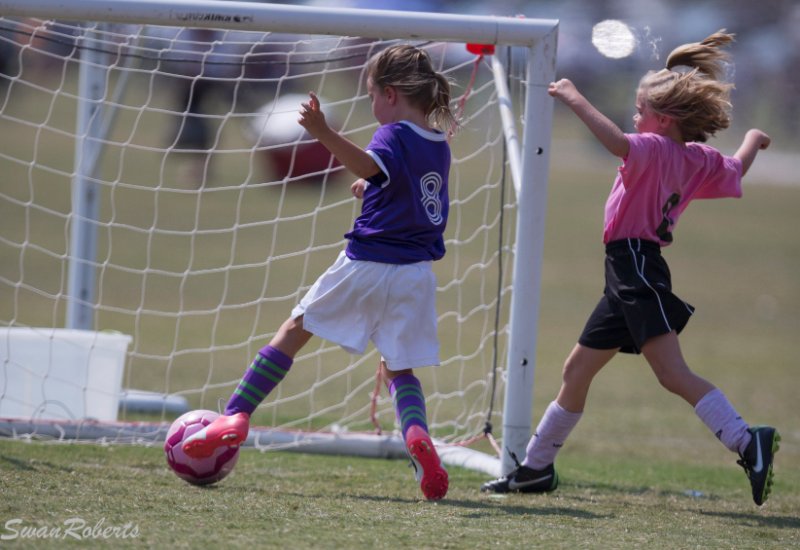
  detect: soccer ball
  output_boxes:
[164,409,240,486]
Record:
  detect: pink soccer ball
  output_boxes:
[164,409,240,486]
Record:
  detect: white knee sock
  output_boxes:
[523,401,582,470]
[694,388,751,454]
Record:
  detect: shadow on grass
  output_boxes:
[561,480,729,501]
[559,479,662,498]
[287,490,611,520]
[699,510,800,530]
[0,455,38,471]
[0,454,75,474]
[449,499,610,520]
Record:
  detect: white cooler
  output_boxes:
[0,328,132,421]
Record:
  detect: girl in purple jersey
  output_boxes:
[481,31,779,506]
[183,45,455,501]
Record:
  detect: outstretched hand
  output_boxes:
[735,129,772,176]
[548,77,629,158]
[548,78,581,104]
[298,92,328,138]
[296,91,382,181]
[748,129,771,151]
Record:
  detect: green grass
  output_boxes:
[0,439,798,548]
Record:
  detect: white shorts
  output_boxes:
[291,251,440,371]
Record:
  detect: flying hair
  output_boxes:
[367,44,458,135]
[639,30,735,142]
[666,30,734,80]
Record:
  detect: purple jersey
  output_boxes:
[345,121,450,264]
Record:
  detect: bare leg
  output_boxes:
[269,314,313,359]
[640,331,715,407]
[642,330,757,461]
[379,359,412,386]
[184,315,311,459]
[482,343,617,491]
[556,343,618,412]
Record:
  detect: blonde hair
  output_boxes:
[639,30,735,142]
[367,44,458,134]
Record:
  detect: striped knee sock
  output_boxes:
[224,345,292,416]
[389,373,428,439]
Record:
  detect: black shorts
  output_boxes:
[578,238,695,354]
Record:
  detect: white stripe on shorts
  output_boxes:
[626,238,672,332]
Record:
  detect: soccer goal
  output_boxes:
[0,0,557,477]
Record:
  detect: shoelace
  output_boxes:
[506,447,523,472]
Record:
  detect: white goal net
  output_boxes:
[0,1,556,475]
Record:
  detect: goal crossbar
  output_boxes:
[0,0,556,47]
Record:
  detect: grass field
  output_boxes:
[0,434,798,548]
[1,38,799,548]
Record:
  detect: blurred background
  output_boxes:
[1,0,795,181]
[305,0,799,183]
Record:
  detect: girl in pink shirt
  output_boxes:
[482,31,778,506]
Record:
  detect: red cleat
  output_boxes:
[405,425,448,501]
[182,412,250,459]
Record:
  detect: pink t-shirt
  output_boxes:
[603,133,743,246]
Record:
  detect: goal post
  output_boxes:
[0,0,557,477]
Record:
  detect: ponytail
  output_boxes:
[429,72,458,135]
[639,30,735,142]
[666,30,734,80]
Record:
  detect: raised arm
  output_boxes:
[298,92,381,180]
[548,79,630,159]
[734,129,771,176]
